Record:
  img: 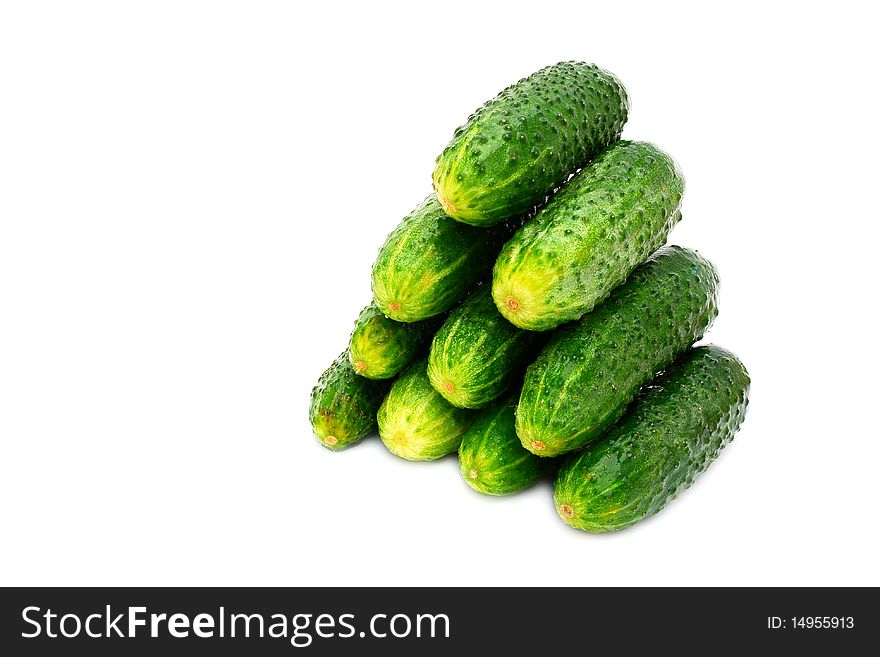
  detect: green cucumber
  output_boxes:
[377,357,475,461]
[427,286,542,408]
[493,141,684,331]
[516,246,718,457]
[458,396,556,495]
[309,352,390,450]
[433,61,628,226]
[371,195,510,322]
[554,345,750,532]
[348,304,438,380]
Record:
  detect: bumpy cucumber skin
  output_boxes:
[309,352,390,451]
[377,358,475,461]
[371,195,509,322]
[554,345,750,532]
[433,61,628,226]
[348,304,438,380]
[493,141,684,331]
[427,286,542,409]
[516,246,718,457]
[459,396,556,495]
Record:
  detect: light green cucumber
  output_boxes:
[371,195,511,322]
[493,141,684,331]
[348,304,438,379]
[427,286,542,408]
[377,357,475,461]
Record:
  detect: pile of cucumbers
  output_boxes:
[309,62,750,533]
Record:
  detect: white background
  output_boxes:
[2,1,878,587]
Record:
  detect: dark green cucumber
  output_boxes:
[433,61,628,226]
[427,286,542,408]
[371,195,510,322]
[493,141,684,331]
[348,304,438,380]
[458,395,556,495]
[377,357,475,460]
[516,246,718,457]
[309,351,390,450]
[554,345,750,532]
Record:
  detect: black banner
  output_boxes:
[0,587,873,654]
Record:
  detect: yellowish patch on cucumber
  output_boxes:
[560,504,574,519]
[504,295,520,313]
[324,435,338,446]
[437,192,456,216]
[531,440,545,451]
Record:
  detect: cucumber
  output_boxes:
[348,304,438,380]
[493,141,684,331]
[371,195,510,322]
[433,61,628,226]
[516,246,718,457]
[427,286,542,408]
[377,357,475,461]
[458,395,556,495]
[554,345,750,532]
[308,352,390,450]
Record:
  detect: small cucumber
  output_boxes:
[433,61,628,226]
[309,352,390,450]
[427,286,542,408]
[493,141,684,331]
[371,195,510,322]
[377,357,475,461]
[349,304,438,380]
[516,246,718,457]
[458,396,556,496]
[554,345,750,532]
